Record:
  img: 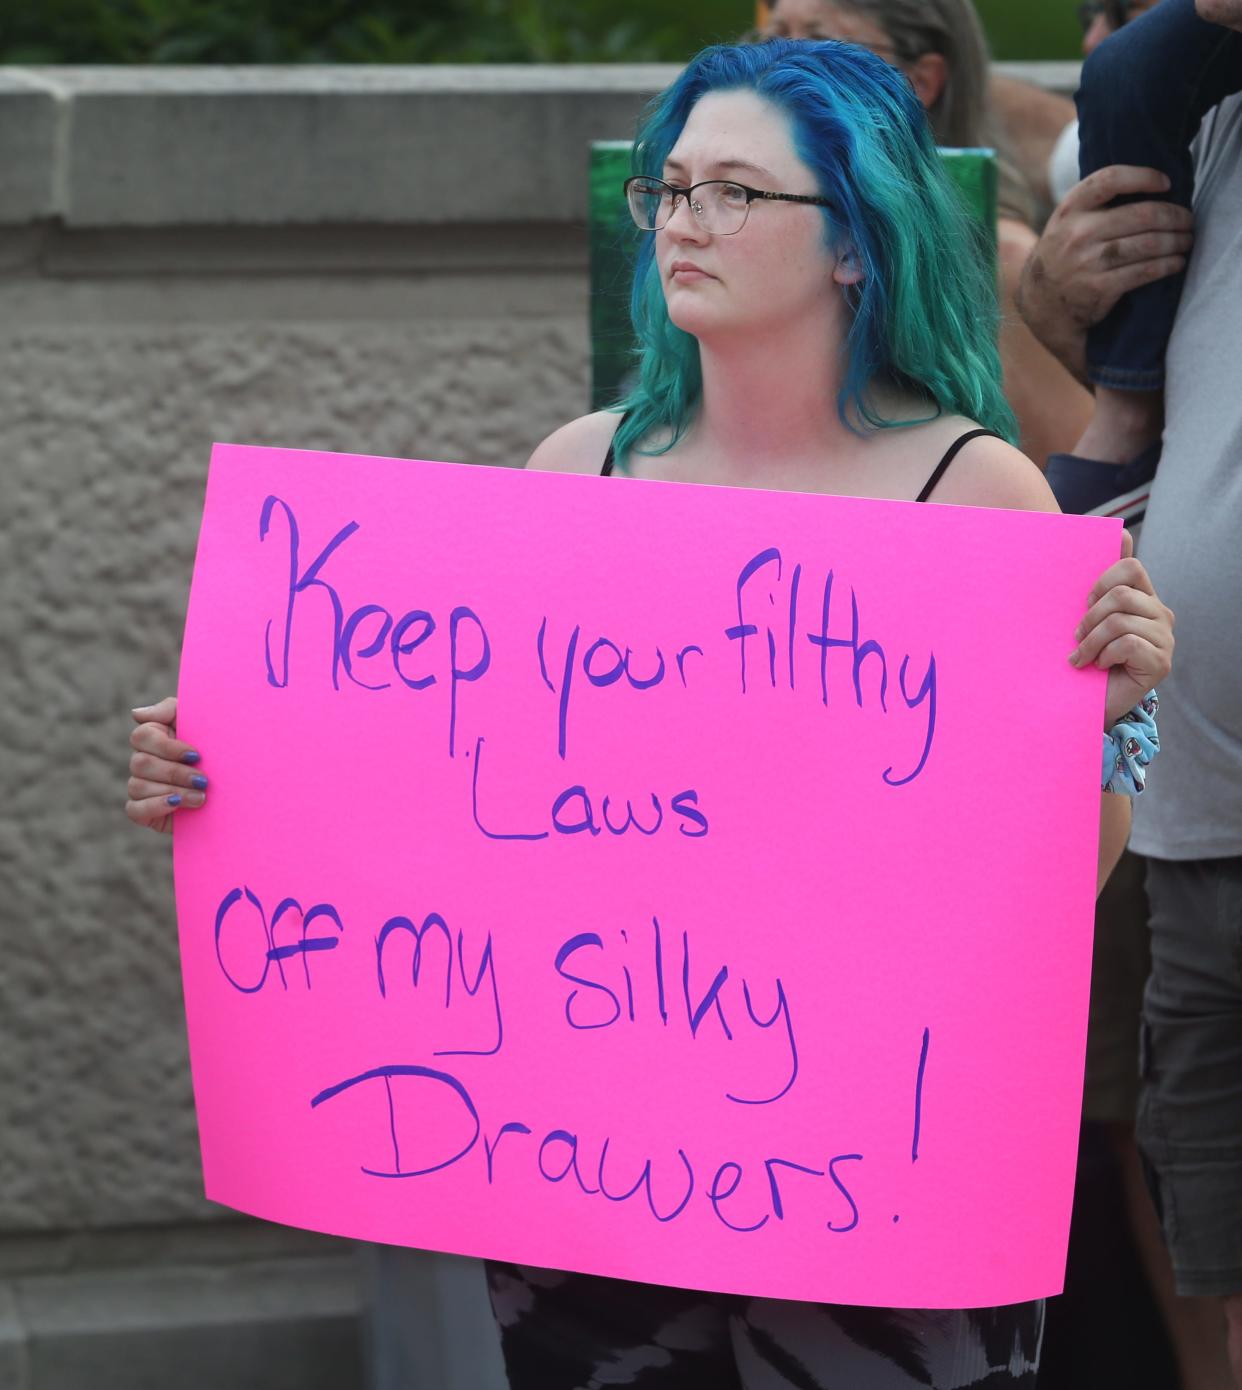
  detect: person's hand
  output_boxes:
[1071,530,1174,727]
[126,696,207,834]
[1016,166,1194,382]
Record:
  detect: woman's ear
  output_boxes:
[904,51,948,110]
[832,244,865,286]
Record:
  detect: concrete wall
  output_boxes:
[0,61,1077,1390]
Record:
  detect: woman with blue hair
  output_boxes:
[125,36,1174,1390]
[489,37,1172,1389]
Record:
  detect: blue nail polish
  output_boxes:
[182,751,201,765]
[191,774,208,790]
[167,794,183,807]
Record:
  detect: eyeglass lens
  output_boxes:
[627,179,751,234]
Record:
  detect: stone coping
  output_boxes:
[0,62,1079,229]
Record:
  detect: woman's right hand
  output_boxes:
[126,696,207,834]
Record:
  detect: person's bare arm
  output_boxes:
[997,217,1094,468]
[1015,165,1194,383]
[1097,794,1132,893]
[989,74,1076,211]
[935,439,1172,898]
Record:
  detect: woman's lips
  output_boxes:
[669,262,715,281]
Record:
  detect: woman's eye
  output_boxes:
[721,185,748,203]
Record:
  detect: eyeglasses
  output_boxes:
[623,175,833,236]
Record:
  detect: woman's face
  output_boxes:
[656,90,845,346]
[763,0,897,59]
[762,2,945,112]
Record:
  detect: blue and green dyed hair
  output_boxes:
[613,38,1016,466]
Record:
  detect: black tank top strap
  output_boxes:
[604,422,999,490]
[601,412,630,476]
[915,428,999,503]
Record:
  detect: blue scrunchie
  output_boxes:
[1102,690,1160,795]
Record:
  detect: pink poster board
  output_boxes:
[175,442,1118,1309]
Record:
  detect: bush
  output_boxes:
[0,0,1082,66]
[0,0,753,64]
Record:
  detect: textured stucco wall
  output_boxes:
[0,312,586,1232]
[0,244,587,1390]
[0,71,648,1385]
[0,67,635,1242]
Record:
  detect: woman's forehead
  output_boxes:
[773,0,890,47]
[665,90,804,176]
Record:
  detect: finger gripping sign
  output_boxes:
[176,443,1118,1309]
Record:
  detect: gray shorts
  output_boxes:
[1137,855,1242,1297]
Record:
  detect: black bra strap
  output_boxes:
[915,428,999,502]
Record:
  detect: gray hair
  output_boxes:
[824,0,1035,221]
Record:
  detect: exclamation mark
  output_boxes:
[895,1027,931,1225]
[912,1026,930,1163]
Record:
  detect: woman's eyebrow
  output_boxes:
[716,158,773,179]
[661,157,774,179]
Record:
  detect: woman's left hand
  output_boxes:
[1071,529,1174,727]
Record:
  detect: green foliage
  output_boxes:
[0,0,1086,66]
[974,0,1084,61]
[0,0,753,64]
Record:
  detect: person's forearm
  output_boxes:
[989,75,1076,211]
[1097,792,1131,896]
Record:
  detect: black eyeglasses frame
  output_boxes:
[623,174,834,235]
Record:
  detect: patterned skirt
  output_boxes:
[485,1261,1044,1389]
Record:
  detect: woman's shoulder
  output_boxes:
[525,410,623,475]
[919,414,1059,514]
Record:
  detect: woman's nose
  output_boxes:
[665,194,708,239]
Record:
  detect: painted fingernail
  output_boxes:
[182,751,201,765]
[1068,651,1081,667]
[190,774,208,790]
[167,794,183,807]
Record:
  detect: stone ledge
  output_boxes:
[995,59,1082,94]
[0,1216,352,1280]
[0,62,1079,230]
[5,220,585,279]
[1,1251,362,1390]
[0,65,678,229]
[0,73,58,221]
